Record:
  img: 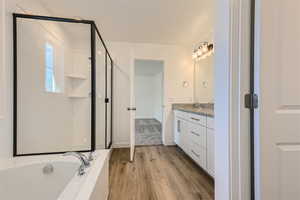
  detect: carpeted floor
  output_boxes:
[135,119,162,146]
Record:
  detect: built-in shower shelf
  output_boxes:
[66,74,87,80]
[68,95,88,99]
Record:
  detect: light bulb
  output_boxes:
[192,53,197,59]
[197,49,203,56]
[202,45,208,53]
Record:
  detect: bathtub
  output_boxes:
[0,150,110,200]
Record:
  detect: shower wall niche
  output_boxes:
[13,14,113,156]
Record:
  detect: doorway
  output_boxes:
[134,59,164,146]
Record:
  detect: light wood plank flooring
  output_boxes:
[108,146,214,200]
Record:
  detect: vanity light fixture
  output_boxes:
[192,42,214,60]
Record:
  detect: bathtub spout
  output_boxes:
[63,152,90,176]
[88,152,94,161]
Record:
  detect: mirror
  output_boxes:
[194,55,214,104]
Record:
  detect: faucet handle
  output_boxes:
[78,153,91,167]
[78,165,85,176]
[88,152,94,162]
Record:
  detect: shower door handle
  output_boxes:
[127,107,136,111]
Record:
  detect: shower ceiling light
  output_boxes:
[192,42,214,61]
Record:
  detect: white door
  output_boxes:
[129,59,136,162]
[256,1,300,199]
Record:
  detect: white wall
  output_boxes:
[135,75,157,119]
[109,42,194,147]
[0,0,8,160]
[0,0,4,120]
[153,72,163,122]
[194,55,214,103]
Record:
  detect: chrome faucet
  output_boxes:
[63,152,90,176]
[88,151,94,161]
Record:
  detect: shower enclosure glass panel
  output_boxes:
[15,17,93,155]
[106,56,113,148]
[95,36,106,149]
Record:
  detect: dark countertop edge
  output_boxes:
[173,108,214,118]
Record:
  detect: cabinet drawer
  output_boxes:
[188,123,206,149]
[188,142,207,170]
[187,113,206,126]
[174,110,190,119]
[207,117,214,130]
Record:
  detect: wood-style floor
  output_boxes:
[108,146,214,200]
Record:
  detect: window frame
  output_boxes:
[44,41,58,93]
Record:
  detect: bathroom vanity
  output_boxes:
[173,104,214,178]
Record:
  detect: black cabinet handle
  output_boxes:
[191,117,200,121]
[127,107,136,111]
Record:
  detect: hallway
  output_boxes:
[108,146,214,200]
[135,119,162,146]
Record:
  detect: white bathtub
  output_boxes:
[0,150,110,200]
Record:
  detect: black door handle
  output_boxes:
[127,107,137,111]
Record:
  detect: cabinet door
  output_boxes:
[180,120,190,153]
[189,123,207,149]
[174,117,181,145]
[189,141,207,170]
[207,128,215,177]
[174,117,187,149]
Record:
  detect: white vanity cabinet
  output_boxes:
[174,110,214,178]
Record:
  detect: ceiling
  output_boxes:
[37,0,214,46]
[135,60,164,76]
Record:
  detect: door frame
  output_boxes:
[0,0,4,120]
[215,0,252,199]
[130,58,165,161]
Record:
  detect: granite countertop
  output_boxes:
[172,103,214,118]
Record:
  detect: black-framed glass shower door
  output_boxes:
[13,14,113,156]
[95,30,113,150]
[106,54,113,149]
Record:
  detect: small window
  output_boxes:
[45,42,59,93]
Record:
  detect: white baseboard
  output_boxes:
[163,141,176,146]
[112,141,175,148]
[112,142,130,148]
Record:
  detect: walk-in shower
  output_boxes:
[13,14,113,156]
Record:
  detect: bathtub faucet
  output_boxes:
[63,152,91,176]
